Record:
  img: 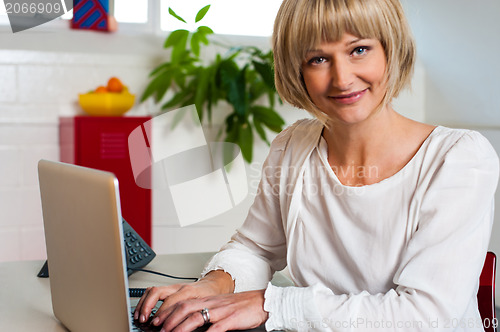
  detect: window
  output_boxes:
[0,0,282,37]
[160,0,282,37]
[56,1,149,24]
[0,1,9,25]
[114,0,148,24]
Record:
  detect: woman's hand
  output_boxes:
[152,289,268,332]
[133,270,235,324]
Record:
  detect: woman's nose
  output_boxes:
[330,60,354,90]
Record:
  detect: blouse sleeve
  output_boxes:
[264,130,500,331]
[201,124,296,292]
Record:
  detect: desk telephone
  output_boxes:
[37,218,156,278]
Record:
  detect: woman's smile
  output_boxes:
[329,88,368,105]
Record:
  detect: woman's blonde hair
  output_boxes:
[272,0,416,122]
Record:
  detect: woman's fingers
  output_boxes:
[156,290,268,332]
[133,287,148,320]
[172,307,217,332]
[134,287,157,321]
[134,285,183,322]
[152,299,208,330]
[134,270,235,324]
[136,282,212,325]
[159,283,199,309]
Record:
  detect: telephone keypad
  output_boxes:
[122,218,156,276]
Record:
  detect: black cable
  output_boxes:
[129,268,199,281]
[128,268,198,297]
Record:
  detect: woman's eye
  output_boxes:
[308,57,327,65]
[352,46,370,56]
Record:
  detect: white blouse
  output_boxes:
[202,119,499,331]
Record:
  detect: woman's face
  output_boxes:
[301,33,388,125]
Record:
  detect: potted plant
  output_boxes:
[140,5,284,163]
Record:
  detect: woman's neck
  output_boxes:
[323,106,401,166]
[321,107,435,186]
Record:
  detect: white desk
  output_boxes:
[0,253,290,331]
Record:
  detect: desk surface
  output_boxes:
[0,252,286,331]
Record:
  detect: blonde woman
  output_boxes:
[135,0,499,331]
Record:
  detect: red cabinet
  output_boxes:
[59,116,152,245]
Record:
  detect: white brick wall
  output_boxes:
[0,65,17,103]
[0,48,157,262]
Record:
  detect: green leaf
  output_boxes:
[206,55,224,118]
[179,59,198,75]
[194,66,212,122]
[223,116,239,165]
[196,26,213,45]
[140,71,172,103]
[252,106,285,132]
[219,60,248,116]
[168,7,187,23]
[267,91,276,108]
[154,72,173,103]
[161,89,190,109]
[172,65,188,88]
[248,79,267,103]
[197,25,214,36]
[144,71,173,103]
[165,31,190,64]
[238,122,254,163]
[252,60,275,89]
[148,63,171,77]
[190,32,201,57]
[140,78,159,102]
[180,79,197,107]
[171,36,190,63]
[195,5,211,23]
[253,118,269,145]
[164,29,189,48]
[225,114,237,139]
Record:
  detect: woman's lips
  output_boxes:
[330,89,367,104]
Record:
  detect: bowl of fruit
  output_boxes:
[79,77,135,116]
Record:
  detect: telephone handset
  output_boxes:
[37,218,156,278]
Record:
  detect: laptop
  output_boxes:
[38,160,268,332]
[39,159,144,331]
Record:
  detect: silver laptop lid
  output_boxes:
[38,159,132,332]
